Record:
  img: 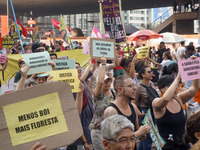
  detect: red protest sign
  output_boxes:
[0,54,8,64]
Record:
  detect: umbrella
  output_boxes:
[127,29,163,41]
[124,24,139,36]
[160,32,185,44]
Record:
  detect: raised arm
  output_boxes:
[152,73,181,111]
[0,59,8,71]
[108,50,119,70]
[94,56,107,98]
[149,57,162,67]
[129,54,137,79]
[178,79,200,104]
[75,82,84,114]
[16,64,30,90]
[80,59,96,82]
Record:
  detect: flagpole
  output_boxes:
[9,0,24,54]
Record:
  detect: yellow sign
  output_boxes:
[136,46,150,59]
[2,35,14,48]
[3,92,68,146]
[50,69,81,93]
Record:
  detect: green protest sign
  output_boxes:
[142,109,166,150]
[52,59,75,70]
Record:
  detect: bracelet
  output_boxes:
[102,63,106,65]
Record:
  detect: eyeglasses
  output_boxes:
[105,135,138,144]
[146,70,153,74]
[19,61,25,65]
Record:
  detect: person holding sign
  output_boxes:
[89,56,115,150]
[152,73,200,150]
[0,58,8,71]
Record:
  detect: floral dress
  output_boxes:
[89,92,114,129]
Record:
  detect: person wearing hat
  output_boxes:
[89,56,115,150]
[152,73,200,150]
[32,42,45,53]
[23,41,32,54]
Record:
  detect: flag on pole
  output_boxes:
[51,18,70,32]
[16,18,27,37]
[59,14,73,50]
[91,25,102,38]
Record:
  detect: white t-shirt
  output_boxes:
[170,48,177,61]
[161,59,171,67]
[177,46,186,60]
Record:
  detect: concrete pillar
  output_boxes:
[172,20,176,33]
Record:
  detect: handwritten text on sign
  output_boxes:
[0,54,8,64]
[91,38,115,60]
[3,92,68,146]
[178,57,200,82]
[136,46,150,59]
[23,51,52,75]
[49,69,81,93]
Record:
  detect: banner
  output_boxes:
[0,82,83,149]
[52,59,75,70]
[142,109,166,150]
[90,38,115,60]
[136,46,150,59]
[49,69,81,93]
[0,50,90,87]
[22,51,52,75]
[100,0,126,44]
[59,15,73,49]
[1,15,8,37]
[178,57,200,82]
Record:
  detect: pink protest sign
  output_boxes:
[0,54,8,64]
[178,57,200,82]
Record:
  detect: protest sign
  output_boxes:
[49,69,81,93]
[0,54,8,64]
[142,109,166,150]
[178,57,200,82]
[22,51,52,75]
[57,56,69,60]
[0,50,90,85]
[100,0,126,44]
[2,35,14,48]
[136,46,150,59]
[0,82,83,150]
[90,38,115,60]
[9,24,22,39]
[53,59,75,70]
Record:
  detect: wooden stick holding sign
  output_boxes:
[90,38,116,60]
[0,82,83,150]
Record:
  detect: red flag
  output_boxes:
[16,18,28,37]
[51,18,70,32]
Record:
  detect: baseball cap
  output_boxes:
[23,41,29,46]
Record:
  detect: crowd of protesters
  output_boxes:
[1,31,200,150]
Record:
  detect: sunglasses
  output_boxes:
[146,70,153,74]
